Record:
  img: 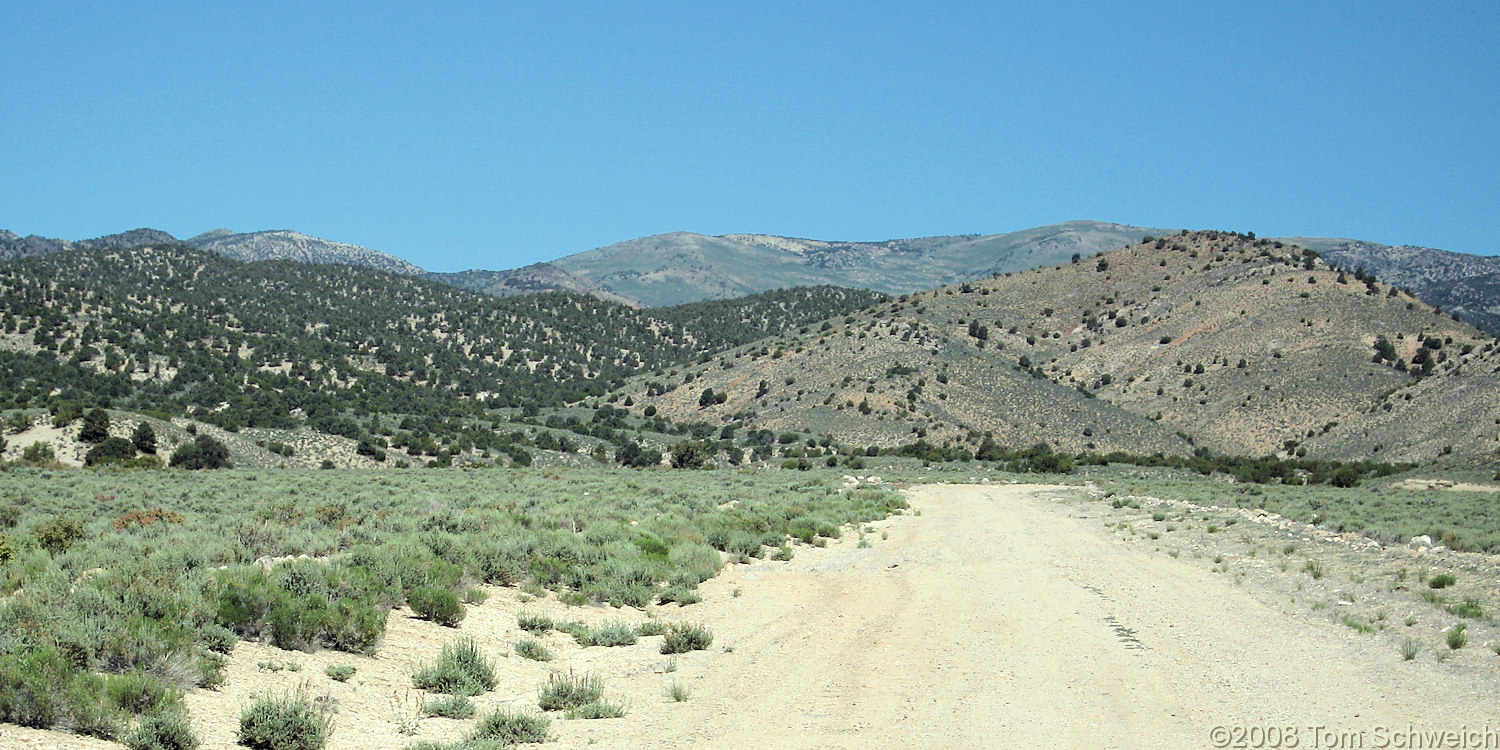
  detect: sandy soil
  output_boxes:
[1391,478,1500,493]
[4,483,1498,749]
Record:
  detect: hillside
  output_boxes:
[617,231,1495,464]
[898,231,1488,458]
[1307,340,1500,464]
[0,245,881,450]
[1284,236,1500,335]
[0,227,421,274]
[185,229,423,274]
[429,262,638,306]
[549,221,1164,306]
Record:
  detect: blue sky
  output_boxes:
[2,2,1496,271]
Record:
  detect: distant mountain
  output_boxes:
[429,262,639,307]
[1,227,421,275]
[185,229,422,274]
[547,221,1166,307]
[0,227,178,260]
[1280,237,1500,335]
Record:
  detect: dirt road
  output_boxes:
[5,483,1496,749]
[595,483,1499,749]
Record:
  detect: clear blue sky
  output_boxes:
[3,2,1497,271]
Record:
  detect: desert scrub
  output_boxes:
[423,693,476,719]
[1447,624,1469,650]
[323,664,355,682]
[237,688,331,750]
[566,700,626,719]
[517,611,554,634]
[1400,637,1420,661]
[412,638,496,695]
[666,680,690,702]
[123,709,199,750]
[1428,573,1457,589]
[514,639,553,662]
[0,466,909,699]
[562,619,638,647]
[469,707,551,745]
[0,646,187,737]
[661,622,714,654]
[407,586,465,627]
[537,671,604,711]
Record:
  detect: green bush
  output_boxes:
[170,435,231,470]
[565,700,626,720]
[0,532,13,564]
[0,648,71,728]
[469,707,551,745]
[516,611,553,634]
[537,671,604,711]
[323,664,355,682]
[1429,573,1457,589]
[424,693,476,719]
[123,710,199,750]
[408,587,465,627]
[34,517,86,556]
[200,624,239,655]
[86,437,138,466]
[661,623,713,654]
[237,689,329,750]
[513,639,552,662]
[411,638,496,696]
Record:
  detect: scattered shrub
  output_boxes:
[661,623,713,654]
[323,665,355,682]
[666,681,690,702]
[236,689,329,750]
[408,587,465,627]
[469,707,551,745]
[424,693,476,719]
[565,700,626,720]
[411,638,496,696]
[537,671,604,711]
[1446,624,1469,650]
[1400,637,1420,662]
[513,639,552,662]
[1428,573,1456,589]
[517,611,553,634]
[123,710,199,750]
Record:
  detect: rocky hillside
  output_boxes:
[0,228,178,260]
[548,221,1164,307]
[1307,340,1500,464]
[618,231,1495,464]
[185,229,422,274]
[1284,236,1500,335]
[902,232,1487,458]
[1,227,421,274]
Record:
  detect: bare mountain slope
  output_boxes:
[185,229,422,274]
[898,231,1488,458]
[1284,236,1500,335]
[617,299,1195,456]
[552,221,1164,307]
[1308,340,1500,464]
